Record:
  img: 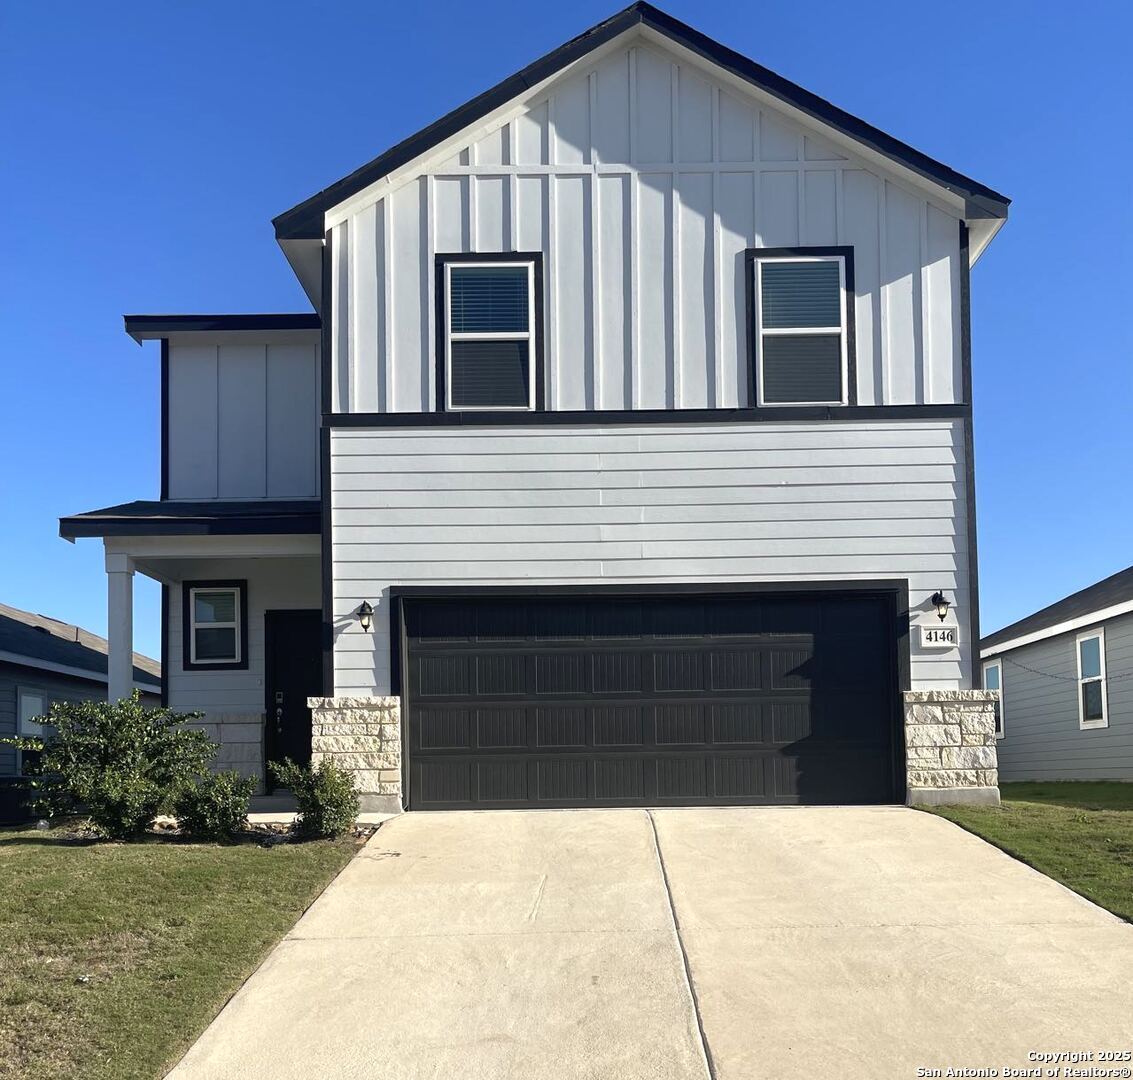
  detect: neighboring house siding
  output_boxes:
[330,417,969,693]
[995,611,1133,781]
[167,557,320,717]
[0,661,154,776]
[167,337,320,499]
[326,41,963,415]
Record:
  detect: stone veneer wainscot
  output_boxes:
[307,697,402,814]
[903,689,1001,806]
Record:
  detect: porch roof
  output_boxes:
[60,499,321,540]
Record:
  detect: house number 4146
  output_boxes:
[920,625,958,649]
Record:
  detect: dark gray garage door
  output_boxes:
[402,591,900,810]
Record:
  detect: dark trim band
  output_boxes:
[959,221,981,689]
[324,403,970,428]
[320,235,336,697]
[125,314,320,340]
[159,338,170,500]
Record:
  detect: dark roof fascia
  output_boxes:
[273,1,1009,241]
[980,565,1133,651]
[59,501,322,540]
[124,314,320,342]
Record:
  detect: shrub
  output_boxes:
[269,758,359,839]
[3,691,213,840]
[175,771,255,842]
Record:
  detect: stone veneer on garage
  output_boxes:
[306,691,1000,812]
[903,690,1001,806]
[307,697,402,814]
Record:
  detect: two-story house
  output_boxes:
[61,3,1008,812]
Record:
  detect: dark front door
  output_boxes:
[264,609,322,781]
[403,590,901,810]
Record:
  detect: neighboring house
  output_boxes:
[0,603,161,819]
[980,566,1133,782]
[59,3,1008,811]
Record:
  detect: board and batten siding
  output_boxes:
[329,418,970,694]
[167,339,320,500]
[994,612,1133,782]
[326,42,963,415]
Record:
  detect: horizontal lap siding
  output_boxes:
[995,613,1133,781]
[328,43,963,414]
[330,420,969,694]
[0,664,128,777]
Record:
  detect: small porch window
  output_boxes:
[183,580,248,670]
[1077,629,1108,729]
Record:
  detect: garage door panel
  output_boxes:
[654,651,704,692]
[709,703,764,745]
[476,707,527,749]
[535,706,587,747]
[405,591,899,809]
[709,649,763,690]
[593,705,644,746]
[417,707,472,750]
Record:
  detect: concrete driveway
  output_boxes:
[169,808,1133,1079]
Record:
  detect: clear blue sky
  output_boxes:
[3,1,1131,661]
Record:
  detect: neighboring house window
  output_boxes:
[182,580,248,671]
[982,660,1004,738]
[438,255,543,411]
[1076,629,1108,729]
[747,247,854,406]
[17,688,46,775]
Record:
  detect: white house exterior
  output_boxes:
[61,3,1008,810]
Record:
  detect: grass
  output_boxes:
[932,781,1133,923]
[0,827,357,1080]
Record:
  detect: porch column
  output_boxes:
[105,551,135,702]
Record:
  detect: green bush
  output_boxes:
[3,691,213,839]
[175,770,256,841]
[269,758,359,839]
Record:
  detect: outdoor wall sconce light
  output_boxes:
[930,591,950,622]
[357,600,374,633]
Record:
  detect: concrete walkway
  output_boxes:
[168,808,1133,1079]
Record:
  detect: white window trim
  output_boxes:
[754,254,849,407]
[16,687,46,775]
[1076,628,1109,730]
[444,259,537,412]
[188,586,242,666]
[982,660,1004,739]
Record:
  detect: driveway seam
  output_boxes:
[646,809,717,1080]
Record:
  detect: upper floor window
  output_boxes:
[748,247,854,407]
[183,581,248,671]
[438,255,543,411]
[982,660,1004,738]
[1076,629,1108,729]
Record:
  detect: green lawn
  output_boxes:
[0,828,357,1080]
[932,781,1133,923]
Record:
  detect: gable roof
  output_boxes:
[273,1,1010,243]
[981,565,1133,656]
[0,602,161,690]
